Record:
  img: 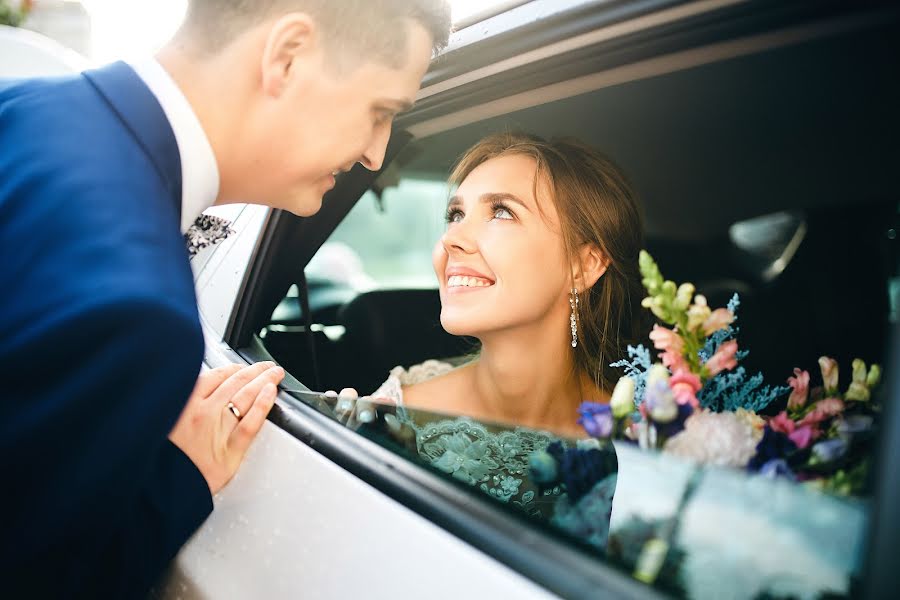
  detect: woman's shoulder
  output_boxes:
[370,359,462,406]
[402,361,471,411]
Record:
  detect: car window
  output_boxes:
[267,162,890,600]
[252,8,898,599]
[306,179,450,292]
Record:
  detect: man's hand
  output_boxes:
[169,362,285,494]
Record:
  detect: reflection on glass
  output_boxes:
[281,386,869,600]
[268,128,894,599]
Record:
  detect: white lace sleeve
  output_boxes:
[370,359,455,406]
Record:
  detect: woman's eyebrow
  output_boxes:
[446,192,532,212]
[481,192,531,212]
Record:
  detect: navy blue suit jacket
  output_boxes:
[0,62,213,598]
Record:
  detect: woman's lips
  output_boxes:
[445,274,494,294]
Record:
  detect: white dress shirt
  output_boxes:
[127,58,220,234]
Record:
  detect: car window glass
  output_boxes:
[258,20,897,598]
[306,179,449,292]
[268,168,889,600]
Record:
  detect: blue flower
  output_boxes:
[748,426,797,471]
[536,441,618,504]
[655,403,693,439]
[812,438,848,463]
[578,401,614,438]
[837,415,874,435]
[528,450,559,485]
[759,458,796,481]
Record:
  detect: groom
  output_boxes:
[0,0,450,597]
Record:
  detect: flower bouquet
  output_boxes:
[528,250,884,591]
[604,251,883,493]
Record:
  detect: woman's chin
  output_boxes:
[440,313,482,337]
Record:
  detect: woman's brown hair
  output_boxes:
[449,132,646,391]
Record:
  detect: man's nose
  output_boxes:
[358,126,391,172]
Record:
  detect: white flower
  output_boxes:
[686,295,712,331]
[647,364,670,387]
[610,376,636,418]
[663,409,759,468]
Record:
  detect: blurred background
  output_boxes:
[2,0,515,64]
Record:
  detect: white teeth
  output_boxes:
[447,275,493,288]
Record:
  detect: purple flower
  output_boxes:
[578,402,614,438]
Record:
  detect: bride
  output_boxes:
[339,132,645,521]
[368,132,644,432]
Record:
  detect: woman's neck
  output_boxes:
[466,320,606,433]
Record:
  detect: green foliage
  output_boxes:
[0,1,27,27]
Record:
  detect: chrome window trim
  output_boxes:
[410,8,888,139]
[422,0,744,101]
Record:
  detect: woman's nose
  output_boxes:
[441,218,477,254]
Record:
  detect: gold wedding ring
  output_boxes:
[226,401,242,420]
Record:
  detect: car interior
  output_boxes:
[252,18,898,400]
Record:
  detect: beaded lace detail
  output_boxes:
[372,361,564,517]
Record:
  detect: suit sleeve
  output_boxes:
[1,295,212,598]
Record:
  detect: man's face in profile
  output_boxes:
[239,20,434,216]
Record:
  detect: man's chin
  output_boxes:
[283,193,324,217]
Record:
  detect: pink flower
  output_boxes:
[649,325,687,372]
[787,368,810,410]
[798,397,845,427]
[701,308,734,336]
[769,411,795,435]
[788,426,814,449]
[768,411,815,449]
[669,369,702,408]
[704,339,738,376]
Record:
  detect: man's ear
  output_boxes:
[574,243,610,291]
[260,13,317,97]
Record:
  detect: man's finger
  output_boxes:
[192,364,242,398]
[230,383,277,455]
[228,366,284,416]
[207,361,276,404]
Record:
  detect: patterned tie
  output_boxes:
[184,214,235,258]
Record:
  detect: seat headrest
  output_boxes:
[337,289,473,387]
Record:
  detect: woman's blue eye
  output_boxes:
[446,209,464,224]
[493,205,514,220]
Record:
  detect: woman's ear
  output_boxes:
[260,13,317,97]
[574,243,610,291]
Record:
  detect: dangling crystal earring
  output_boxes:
[569,287,579,348]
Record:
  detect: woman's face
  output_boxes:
[433,154,572,338]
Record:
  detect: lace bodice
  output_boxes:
[372,360,567,518]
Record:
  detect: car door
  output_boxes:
[159,1,900,598]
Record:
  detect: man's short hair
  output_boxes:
[182,0,452,66]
